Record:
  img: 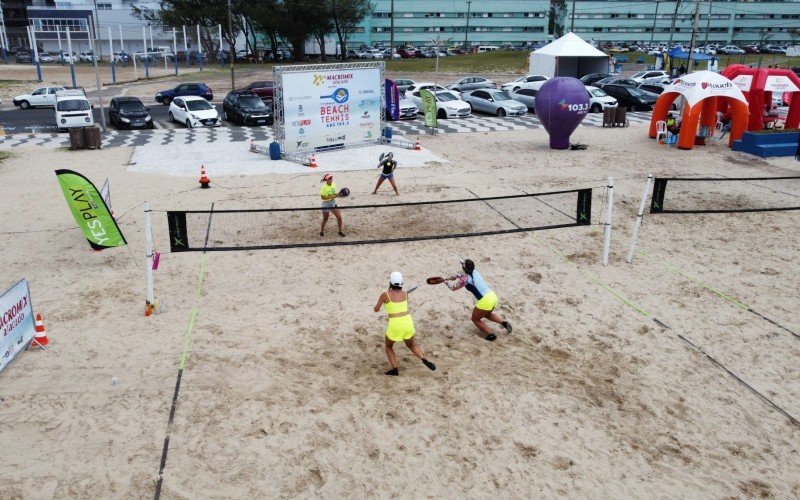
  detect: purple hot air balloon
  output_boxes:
[533,77,590,150]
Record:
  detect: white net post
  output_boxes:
[602,176,614,266]
[145,202,155,313]
[627,174,653,264]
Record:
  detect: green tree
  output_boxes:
[548,0,567,38]
[132,0,240,60]
[329,0,373,60]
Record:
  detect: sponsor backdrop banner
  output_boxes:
[282,67,382,152]
[420,89,438,129]
[55,169,127,250]
[1,279,35,373]
[385,79,400,121]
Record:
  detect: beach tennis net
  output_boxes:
[166,188,593,252]
[650,176,800,214]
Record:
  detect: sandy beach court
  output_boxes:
[0,123,799,497]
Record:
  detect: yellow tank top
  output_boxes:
[384,292,408,314]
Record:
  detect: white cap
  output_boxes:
[390,271,403,286]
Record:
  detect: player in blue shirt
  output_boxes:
[448,259,512,341]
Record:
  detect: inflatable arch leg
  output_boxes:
[649,92,679,138]
[700,97,717,135]
[728,100,750,147]
[677,104,700,150]
[785,98,800,129]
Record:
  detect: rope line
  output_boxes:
[154,203,213,499]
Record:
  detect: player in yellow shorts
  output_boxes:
[374,271,436,376]
[448,258,512,341]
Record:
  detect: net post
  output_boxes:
[651,177,667,213]
[602,177,614,266]
[145,202,155,311]
[627,174,653,264]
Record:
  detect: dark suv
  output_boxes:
[155,83,212,105]
[222,90,272,125]
[109,96,153,129]
[15,50,32,63]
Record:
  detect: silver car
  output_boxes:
[446,76,495,92]
[509,88,538,111]
[462,89,528,117]
[393,79,416,94]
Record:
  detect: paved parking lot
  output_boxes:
[0,109,652,149]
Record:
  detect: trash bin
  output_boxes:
[82,126,102,149]
[68,128,85,150]
[384,126,392,144]
[268,141,281,160]
[603,107,616,127]
[614,106,628,127]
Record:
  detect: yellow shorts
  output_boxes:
[386,315,415,342]
[475,290,498,312]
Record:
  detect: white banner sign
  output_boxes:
[731,74,753,92]
[764,75,799,93]
[281,66,382,152]
[1,279,35,372]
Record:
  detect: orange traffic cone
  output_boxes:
[199,166,211,189]
[309,153,318,168]
[31,313,49,348]
[145,300,153,317]
[414,139,421,151]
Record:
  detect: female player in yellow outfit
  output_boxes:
[374,272,436,376]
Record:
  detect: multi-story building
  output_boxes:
[352,1,800,48]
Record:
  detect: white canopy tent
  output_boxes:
[528,33,610,78]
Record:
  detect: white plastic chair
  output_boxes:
[655,120,667,142]
[715,111,723,131]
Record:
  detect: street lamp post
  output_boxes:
[464,1,471,51]
[227,0,234,90]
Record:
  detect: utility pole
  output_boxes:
[92,0,102,60]
[570,0,576,33]
[687,0,700,72]
[464,1,471,51]
[666,0,681,50]
[227,0,234,90]
[649,1,659,47]
[704,0,713,47]
[389,0,394,52]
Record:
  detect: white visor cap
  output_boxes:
[390,271,404,286]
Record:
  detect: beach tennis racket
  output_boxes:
[407,285,419,294]
[426,276,447,285]
[338,187,350,197]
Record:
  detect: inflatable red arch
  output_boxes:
[649,71,749,150]
[719,65,800,132]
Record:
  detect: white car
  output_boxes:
[12,86,66,109]
[168,95,221,128]
[399,98,418,120]
[363,49,384,59]
[629,70,671,85]
[586,86,617,113]
[406,89,471,119]
[404,82,454,100]
[500,74,549,93]
[718,45,745,55]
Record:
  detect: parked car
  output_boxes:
[393,79,416,94]
[509,88,537,111]
[399,98,419,120]
[155,83,213,105]
[743,45,760,54]
[761,45,786,55]
[396,48,414,59]
[112,52,130,63]
[363,49,384,59]
[404,82,453,100]
[446,76,495,92]
[595,77,640,88]
[718,45,745,55]
[638,83,667,95]
[580,73,613,86]
[406,90,471,119]
[109,96,153,129]
[15,50,32,63]
[168,96,220,128]
[346,49,365,59]
[500,74,549,92]
[55,89,93,132]
[241,80,274,102]
[235,50,256,62]
[13,86,66,109]
[629,70,671,85]
[600,84,658,111]
[79,51,95,62]
[461,89,527,117]
[38,53,55,63]
[585,86,618,113]
[222,90,272,125]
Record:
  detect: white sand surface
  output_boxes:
[0,125,799,498]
